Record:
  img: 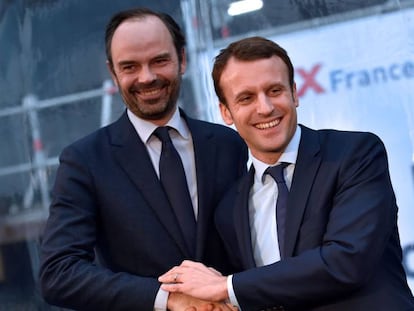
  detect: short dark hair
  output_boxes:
[105,7,186,66]
[212,36,295,105]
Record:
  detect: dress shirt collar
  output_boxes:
[251,125,301,184]
[126,107,190,143]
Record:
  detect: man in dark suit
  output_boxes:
[39,8,247,311]
[159,36,414,310]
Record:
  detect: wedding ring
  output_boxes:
[173,273,179,282]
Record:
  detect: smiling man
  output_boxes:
[107,13,182,124]
[39,8,247,311]
[159,36,414,311]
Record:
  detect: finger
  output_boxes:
[158,273,170,283]
[224,303,239,311]
[159,266,179,279]
[160,282,181,292]
[159,273,179,284]
[215,303,230,311]
[158,269,183,283]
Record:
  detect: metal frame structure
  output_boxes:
[0,80,117,244]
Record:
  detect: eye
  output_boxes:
[153,57,170,66]
[238,95,252,104]
[120,64,136,73]
[270,87,282,95]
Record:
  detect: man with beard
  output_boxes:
[39,7,247,311]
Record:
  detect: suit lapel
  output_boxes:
[284,125,321,257]
[184,114,216,259]
[108,112,190,256]
[234,167,256,268]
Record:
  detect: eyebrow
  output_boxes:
[116,52,172,67]
[117,60,136,67]
[154,52,171,59]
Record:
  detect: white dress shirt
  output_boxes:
[228,126,301,309]
[127,108,197,311]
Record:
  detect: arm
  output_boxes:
[39,145,161,310]
[160,133,398,309]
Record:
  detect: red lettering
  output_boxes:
[297,64,325,97]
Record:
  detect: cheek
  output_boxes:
[117,76,133,89]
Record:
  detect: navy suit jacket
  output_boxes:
[216,125,414,311]
[39,110,248,311]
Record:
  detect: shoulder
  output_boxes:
[301,125,385,153]
[59,116,127,164]
[61,126,108,156]
[319,128,381,142]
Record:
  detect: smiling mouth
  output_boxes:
[138,87,164,98]
[255,118,281,129]
[132,80,167,99]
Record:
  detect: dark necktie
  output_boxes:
[265,162,289,258]
[153,126,196,256]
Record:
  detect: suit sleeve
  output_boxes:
[232,133,399,310]
[39,145,159,311]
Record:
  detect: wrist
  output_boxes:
[218,276,230,301]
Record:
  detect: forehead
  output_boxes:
[110,16,175,61]
[220,56,289,92]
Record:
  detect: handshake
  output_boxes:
[158,260,236,311]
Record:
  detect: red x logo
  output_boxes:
[296,64,325,97]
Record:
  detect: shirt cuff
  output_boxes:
[227,275,241,309]
[154,287,169,311]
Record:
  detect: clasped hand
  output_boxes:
[159,260,234,311]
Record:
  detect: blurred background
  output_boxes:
[1,0,414,309]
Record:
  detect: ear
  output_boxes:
[106,60,118,87]
[219,102,234,126]
[292,82,299,107]
[179,48,187,75]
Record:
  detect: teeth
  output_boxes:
[140,88,161,96]
[256,118,280,129]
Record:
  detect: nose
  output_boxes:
[256,94,274,115]
[139,65,156,84]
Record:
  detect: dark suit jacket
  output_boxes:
[39,110,248,311]
[216,125,414,311]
